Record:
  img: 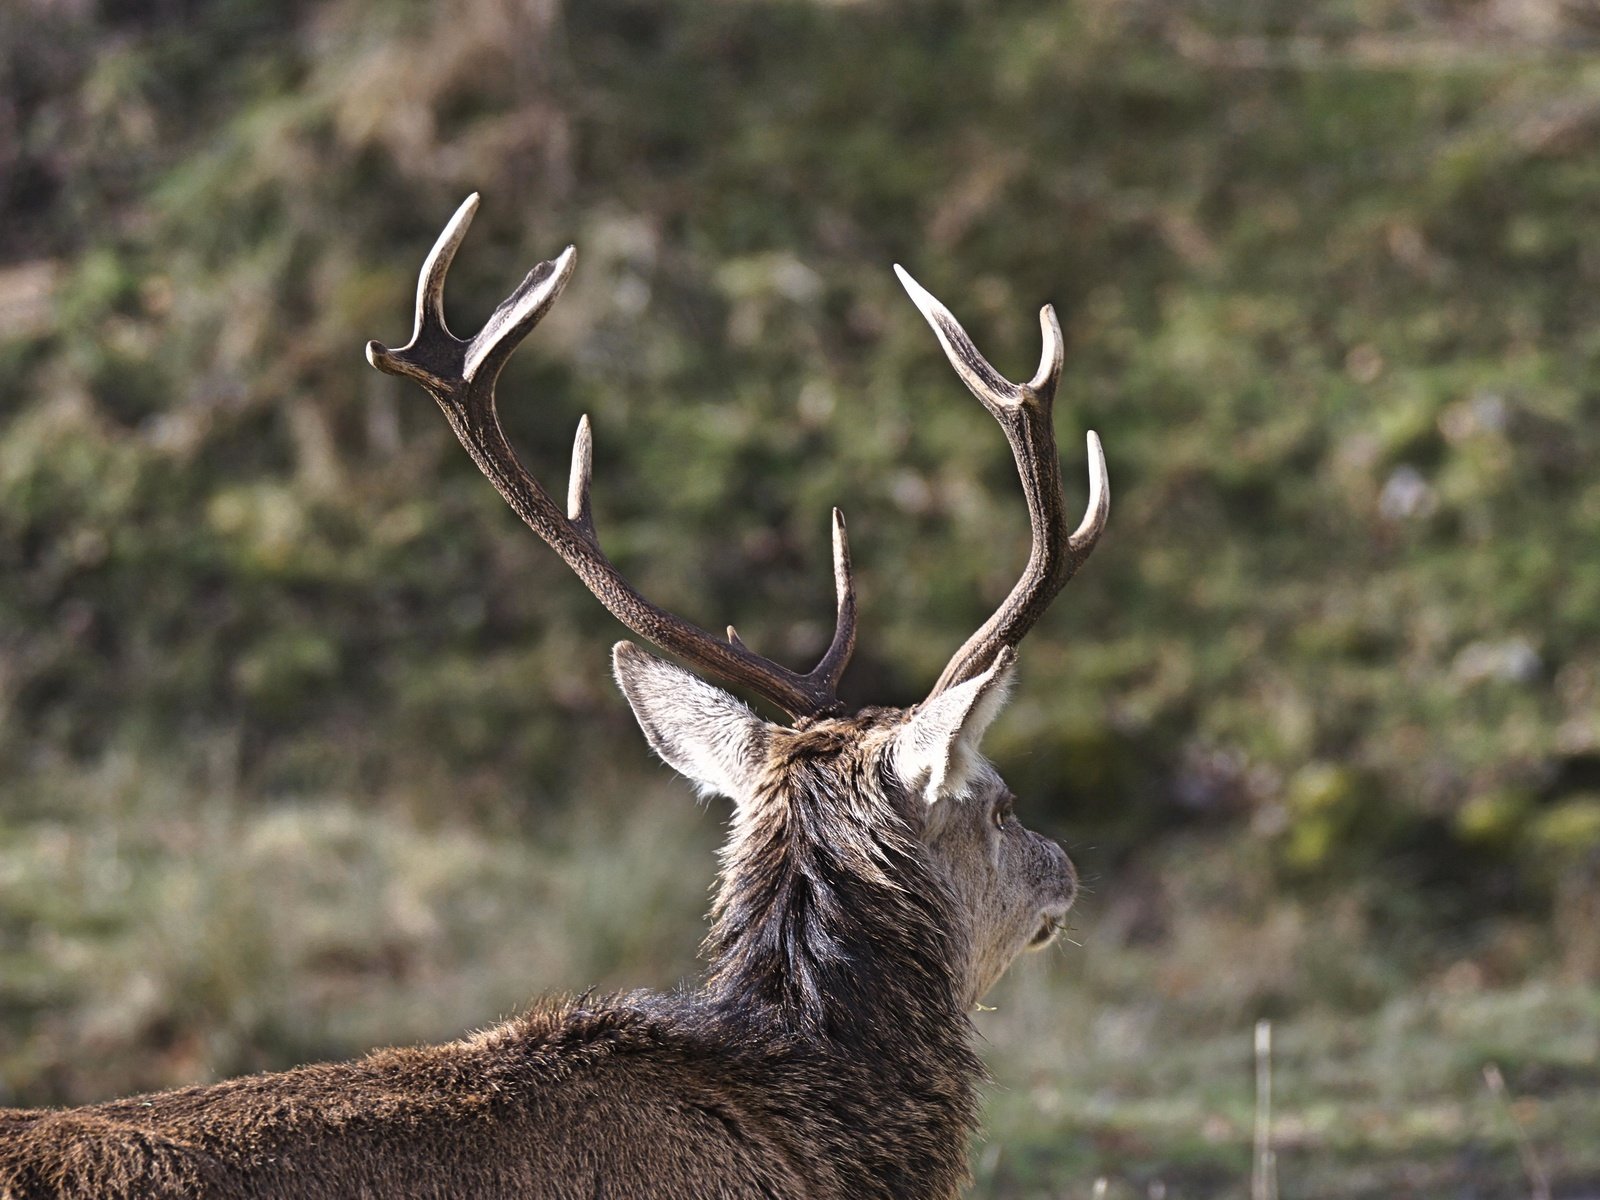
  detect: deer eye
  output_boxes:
[991,796,1014,831]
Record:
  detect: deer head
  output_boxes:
[367,194,1108,1022]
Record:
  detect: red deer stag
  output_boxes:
[1,194,1108,1200]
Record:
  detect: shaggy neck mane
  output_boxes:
[703,721,970,1056]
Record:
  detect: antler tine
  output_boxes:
[418,193,478,331]
[893,266,1109,699]
[815,507,858,691]
[726,509,853,689]
[567,414,596,538]
[368,196,857,719]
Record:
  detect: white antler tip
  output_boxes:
[445,193,481,235]
[1086,431,1107,481]
[893,263,933,307]
[830,506,852,557]
[1074,429,1110,543]
[567,414,596,525]
[894,263,943,316]
[1086,431,1108,482]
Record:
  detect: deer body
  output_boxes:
[3,705,1031,1200]
[1,196,1105,1200]
[2,984,971,1200]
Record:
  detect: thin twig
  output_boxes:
[1252,1020,1278,1200]
[1483,1063,1552,1200]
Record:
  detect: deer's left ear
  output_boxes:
[893,647,1016,803]
[612,642,772,802]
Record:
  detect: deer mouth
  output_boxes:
[1028,896,1074,949]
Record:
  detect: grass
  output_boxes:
[979,967,1600,1197]
[0,748,713,1104]
[4,748,1597,1196]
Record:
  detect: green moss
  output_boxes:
[1528,797,1600,858]
[1456,789,1534,848]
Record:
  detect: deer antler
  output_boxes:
[367,195,856,719]
[894,266,1109,700]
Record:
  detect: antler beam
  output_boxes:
[367,195,856,719]
[894,266,1109,700]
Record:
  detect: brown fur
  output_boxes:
[2,666,1073,1200]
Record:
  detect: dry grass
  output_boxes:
[4,749,1598,1196]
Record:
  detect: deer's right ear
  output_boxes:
[893,647,1016,803]
[612,642,771,801]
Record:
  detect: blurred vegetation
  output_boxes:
[4,0,1600,1193]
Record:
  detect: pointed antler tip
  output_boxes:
[894,264,941,313]
[829,508,852,559]
[567,415,596,527]
[893,263,929,302]
[570,415,594,460]
[1029,305,1065,393]
[1085,430,1108,477]
[443,193,481,236]
[1072,430,1111,545]
[416,196,486,327]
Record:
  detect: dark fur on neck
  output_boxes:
[703,713,978,1052]
[698,713,983,1195]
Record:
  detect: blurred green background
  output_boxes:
[3,0,1600,1195]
